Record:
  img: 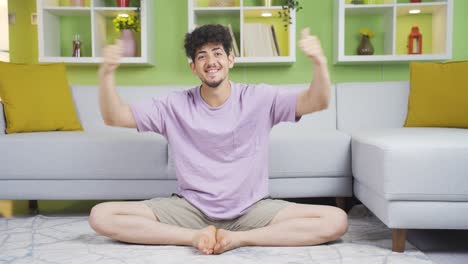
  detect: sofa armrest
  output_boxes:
[0,102,5,135]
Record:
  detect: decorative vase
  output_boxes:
[116,0,129,7]
[119,29,137,57]
[72,34,82,57]
[357,35,374,55]
[70,0,84,6]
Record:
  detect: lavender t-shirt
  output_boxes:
[130,82,299,220]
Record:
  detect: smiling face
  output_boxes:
[190,42,234,89]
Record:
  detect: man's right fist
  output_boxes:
[100,40,124,75]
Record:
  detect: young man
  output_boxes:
[89,24,348,255]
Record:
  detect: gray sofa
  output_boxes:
[0,84,352,201]
[336,81,468,252]
[1,82,467,252]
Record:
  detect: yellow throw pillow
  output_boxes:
[0,62,83,133]
[405,61,468,128]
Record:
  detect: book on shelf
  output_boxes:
[227,24,240,57]
[243,23,280,57]
[270,25,280,56]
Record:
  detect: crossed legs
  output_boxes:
[89,201,348,254]
[88,201,217,254]
[214,203,348,253]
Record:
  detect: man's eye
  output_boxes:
[197,55,205,60]
[215,52,222,56]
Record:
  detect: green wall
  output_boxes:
[8,0,468,86]
[8,0,37,63]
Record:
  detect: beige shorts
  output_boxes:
[143,195,291,231]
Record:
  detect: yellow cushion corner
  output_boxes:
[0,61,83,133]
[405,61,468,128]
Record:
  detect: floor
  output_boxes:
[0,204,433,264]
[289,197,468,264]
[407,229,468,264]
[2,198,467,264]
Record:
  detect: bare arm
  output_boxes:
[295,28,331,117]
[98,40,137,128]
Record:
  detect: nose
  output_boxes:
[206,54,217,65]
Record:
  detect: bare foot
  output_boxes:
[213,229,243,254]
[192,225,217,255]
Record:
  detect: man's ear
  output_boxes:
[228,53,235,69]
[189,61,196,73]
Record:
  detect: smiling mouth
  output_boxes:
[205,68,220,77]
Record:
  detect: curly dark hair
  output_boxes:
[184,24,232,62]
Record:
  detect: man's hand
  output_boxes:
[295,28,331,117]
[97,40,137,128]
[99,40,123,75]
[299,28,327,66]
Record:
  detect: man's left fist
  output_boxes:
[299,27,327,65]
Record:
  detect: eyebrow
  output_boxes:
[196,47,222,56]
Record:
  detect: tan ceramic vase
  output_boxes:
[120,29,137,57]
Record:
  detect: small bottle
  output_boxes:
[72,34,81,57]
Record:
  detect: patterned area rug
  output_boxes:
[0,205,432,264]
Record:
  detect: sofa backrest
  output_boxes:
[0,102,4,135]
[336,81,410,133]
[71,83,338,133]
[71,85,189,132]
[270,84,337,138]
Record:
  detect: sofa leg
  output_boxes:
[335,197,348,211]
[392,229,406,253]
[28,200,39,215]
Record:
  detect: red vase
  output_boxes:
[116,0,129,7]
[410,0,421,2]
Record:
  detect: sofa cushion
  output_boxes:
[269,131,351,178]
[352,128,468,202]
[0,62,83,134]
[272,84,337,131]
[71,85,189,132]
[268,84,349,178]
[336,81,409,133]
[0,130,168,180]
[405,61,468,128]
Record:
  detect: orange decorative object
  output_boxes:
[408,26,422,55]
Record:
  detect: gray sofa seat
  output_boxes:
[0,131,168,180]
[352,128,468,201]
[269,132,351,178]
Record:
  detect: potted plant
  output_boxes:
[278,0,302,30]
[113,13,140,57]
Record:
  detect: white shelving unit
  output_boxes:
[334,0,453,64]
[188,0,296,65]
[37,0,154,65]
